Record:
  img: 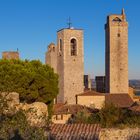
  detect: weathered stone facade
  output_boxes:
[77,94,105,109]
[105,9,128,94]
[99,128,140,140]
[45,43,57,73]
[2,51,19,60]
[57,28,84,104]
[46,28,84,104]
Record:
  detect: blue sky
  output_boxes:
[0,0,140,79]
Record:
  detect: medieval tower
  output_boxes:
[45,43,57,73]
[57,28,84,104]
[105,9,128,94]
[45,27,84,104]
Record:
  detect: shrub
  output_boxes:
[99,103,122,127]
[0,94,48,140]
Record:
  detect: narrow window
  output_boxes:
[70,38,77,56]
[53,47,55,52]
[59,39,62,52]
[61,115,63,120]
[117,33,120,37]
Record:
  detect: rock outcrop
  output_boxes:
[0,92,48,127]
[22,102,48,127]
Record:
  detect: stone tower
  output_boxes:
[2,51,19,60]
[105,9,128,94]
[57,28,84,104]
[45,43,57,73]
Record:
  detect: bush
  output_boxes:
[99,103,122,127]
[71,103,140,128]
[0,110,48,140]
[0,94,48,140]
[121,109,140,127]
[70,111,100,124]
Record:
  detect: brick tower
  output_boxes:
[57,28,84,104]
[105,9,128,94]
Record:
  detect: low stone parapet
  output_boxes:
[99,128,140,140]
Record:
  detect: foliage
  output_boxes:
[120,109,140,127]
[48,100,54,120]
[72,111,89,123]
[0,59,58,104]
[0,110,48,140]
[0,94,48,140]
[72,103,140,128]
[99,103,123,127]
[70,111,100,124]
[99,103,140,128]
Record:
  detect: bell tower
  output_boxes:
[57,27,84,104]
[105,9,128,94]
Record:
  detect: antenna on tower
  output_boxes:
[67,17,72,29]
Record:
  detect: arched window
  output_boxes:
[53,47,55,52]
[70,38,77,56]
[59,39,62,52]
[112,17,122,22]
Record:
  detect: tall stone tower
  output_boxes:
[45,43,57,73]
[105,9,128,94]
[57,28,84,104]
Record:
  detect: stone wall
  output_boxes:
[77,95,105,109]
[99,128,140,140]
[2,51,19,60]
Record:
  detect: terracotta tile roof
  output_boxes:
[77,90,105,96]
[105,94,134,108]
[50,124,101,140]
[53,104,98,115]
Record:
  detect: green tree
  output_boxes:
[0,59,58,104]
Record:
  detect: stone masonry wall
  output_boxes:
[2,51,19,60]
[45,43,57,73]
[105,13,128,94]
[57,29,84,104]
[99,128,140,140]
[77,95,105,109]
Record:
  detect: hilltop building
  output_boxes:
[45,9,132,112]
[2,51,19,60]
[105,9,129,94]
[46,28,84,104]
